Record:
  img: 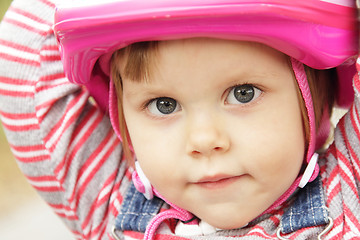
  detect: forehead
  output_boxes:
[149,38,290,83]
[120,38,295,102]
[157,38,286,61]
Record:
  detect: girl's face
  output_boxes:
[121,38,305,229]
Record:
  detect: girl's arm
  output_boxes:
[330,60,360,188]
[0,0,130,239]
[321,58,360,236]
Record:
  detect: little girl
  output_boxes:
[0,0,359,239]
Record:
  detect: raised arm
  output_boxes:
[0,0,130,239]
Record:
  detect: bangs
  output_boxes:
[112,41,159,84]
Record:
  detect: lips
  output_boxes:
[194,174,243,189]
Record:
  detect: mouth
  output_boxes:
[194,174,244,189]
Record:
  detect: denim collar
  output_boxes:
[114,183,164,233]
[114,176,329,235]
[279,175,329,234]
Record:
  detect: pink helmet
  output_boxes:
[54,0,358,217]
[54,0,358,109]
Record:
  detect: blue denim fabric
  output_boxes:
[280,176,329,234]
[115,176,328,234]
[114,183,164,232]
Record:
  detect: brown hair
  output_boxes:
[301,66,337,147]
[111,41,337,162]
[111,42,159,163]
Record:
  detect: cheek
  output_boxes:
[236,104,305,178]
[125,116,182,181]
[266,113,305,180]
[129,125,178,161]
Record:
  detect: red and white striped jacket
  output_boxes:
[0,0,360,239]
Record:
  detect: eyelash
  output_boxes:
[145,97,181,116]
[143,83,263,116]
[225,84,263,105]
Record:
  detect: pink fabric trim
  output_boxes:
[109,79,122,142]
[144,189,193,240]
[144,208,192,240]
[132,164,194,239]
[290,58,320,182]
[291,58,316,164]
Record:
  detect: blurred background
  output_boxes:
[0,1,73,239]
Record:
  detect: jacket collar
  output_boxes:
[114,175,329,235]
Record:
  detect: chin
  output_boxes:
[203,217,250,230]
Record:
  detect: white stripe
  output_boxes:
[41,49,60,56]
[53,207,77,218]
[325,222,342,239]
[45,92,88,149]
[0,82,34,92]
[109,183,119,203]
[6,11,50,32]
[338,157,356,183]
[0,45,39,61]
[11,148,48,158]
[37,77,69,88]
[28,179,60,188]
[0,115,37,126]
[113,198,121,211]
[326,175,340,197]
[35,84,85,109]
[70,199,76,214]
[68,111,101,153]
[98,183,113,201]
[343,232,359,239]
[247,227,271,237]
[35,88,60,106]
[41,49,59,56]
[344,216,360,236]
[36,106,49,119]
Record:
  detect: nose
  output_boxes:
[186,114,230,158]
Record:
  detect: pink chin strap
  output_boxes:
[132,163,194,239]
[110,58,320,239]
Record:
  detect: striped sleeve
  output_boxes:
[0,0,130,239]
[320,56,360,239]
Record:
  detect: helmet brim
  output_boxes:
[54,0,358,112]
